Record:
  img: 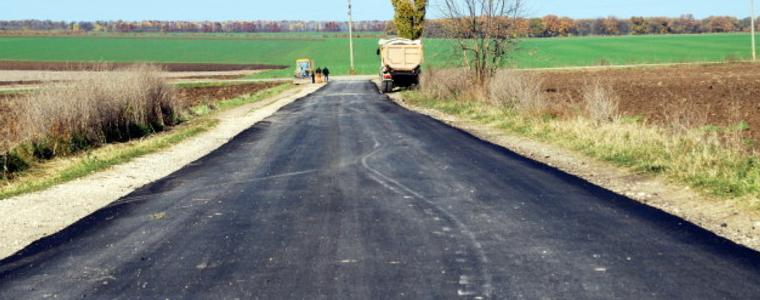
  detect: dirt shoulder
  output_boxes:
[385,89,760,253]
[0,83,323,259]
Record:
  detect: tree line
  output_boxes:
[0,15,756,37]
[0,20,387,33]
[417,15,759,38]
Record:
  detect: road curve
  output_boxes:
[1,81,760,299]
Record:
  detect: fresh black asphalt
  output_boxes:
[1,81,760,299]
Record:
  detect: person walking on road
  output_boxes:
[323,67,330,82]
[315,67,323,83]
[310,70,315,84]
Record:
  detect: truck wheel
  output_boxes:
[382,81,393,93]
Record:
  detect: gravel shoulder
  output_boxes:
[0,83,323,259]
[385,88,760,253]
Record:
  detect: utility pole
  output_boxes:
[348,0,356,74]
[752,0,757,61]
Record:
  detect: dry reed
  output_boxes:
[1,64,182,177]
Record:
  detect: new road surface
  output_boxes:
[1,81,759,299]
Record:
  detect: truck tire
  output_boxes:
[382,81,393,93]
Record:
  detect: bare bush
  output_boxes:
[440,0,525,84]
[488,70,548,115]
[582,81,619,123]
[4,64,181,158]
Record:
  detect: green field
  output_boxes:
[0,33,756,77]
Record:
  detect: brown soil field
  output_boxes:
[0,61,285,72]
[171,74,246,81]
[176,82,282,106]
[536,63,760,142]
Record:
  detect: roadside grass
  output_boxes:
[0,82,294,200]
[0,118,216,199]
[404,75,760,207]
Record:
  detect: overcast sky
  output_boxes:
[1,0,754,21]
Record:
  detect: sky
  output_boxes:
[1,0,754,21]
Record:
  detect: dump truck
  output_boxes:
[377,38,423,93]
[293,58,314,85]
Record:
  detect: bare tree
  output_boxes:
[440,0,525,84]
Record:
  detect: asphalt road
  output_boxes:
[2,81,760,299]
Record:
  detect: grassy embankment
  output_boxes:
[405,69,759,207]
[0,69,292,200]
[0,32,756,77]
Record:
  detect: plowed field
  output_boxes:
[538,63,760,142]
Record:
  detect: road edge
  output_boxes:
[380,84,760,253]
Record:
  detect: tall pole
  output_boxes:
[752,0,757,61]
[348,0,356,74]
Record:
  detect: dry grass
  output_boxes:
[488,70,549,116]
[411,68,760,201]
[420,67,474,100]
[581,81,619,123]
[1,64,184,178]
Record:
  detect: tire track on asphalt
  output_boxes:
[360,137,494,298]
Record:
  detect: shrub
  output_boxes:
[1,151,28,179]
[582,81,619,123]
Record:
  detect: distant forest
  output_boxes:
[0,15,756,37]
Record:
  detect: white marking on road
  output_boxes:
[360,138,494,297]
